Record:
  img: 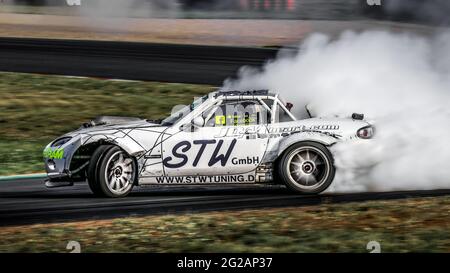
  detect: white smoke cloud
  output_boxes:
[223,30,450,193]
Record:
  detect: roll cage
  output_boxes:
[174,91,297,129]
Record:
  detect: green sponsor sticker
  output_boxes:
[43,147,64,159]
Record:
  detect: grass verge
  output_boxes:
[0,196,449,252]
[0,72,214,175]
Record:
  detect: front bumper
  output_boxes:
[44,170,74,188]
[45,179,73,188]
[43,136,84,187]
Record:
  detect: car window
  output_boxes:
[262,99,274,109]
[275,102,295,123]
[203,100,269,127]
[161,95,208,126]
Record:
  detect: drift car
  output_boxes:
[43,90,374,197]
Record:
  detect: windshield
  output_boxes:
[160,95,208,126]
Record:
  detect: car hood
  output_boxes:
[64,116,164,136]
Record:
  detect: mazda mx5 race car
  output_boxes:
[43,90,374,197]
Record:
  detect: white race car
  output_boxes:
[43,90,374,197]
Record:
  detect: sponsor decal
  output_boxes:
[43,147,64,159]
[267,125,339,134]
[155,174,255,184]
[215,115,226,125]
[214,125,265,138]
[163,139,237,168]
[231,156,260,165]
[214,114,257,126]
[215,125,340,139]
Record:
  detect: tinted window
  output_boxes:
[204,100,269,127]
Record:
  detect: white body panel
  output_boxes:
[44,90,372,186]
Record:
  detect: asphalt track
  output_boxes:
[1,178,450,226]
[1,36,450,226]
[0,37,281,85]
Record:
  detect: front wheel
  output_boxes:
[89,146,137,197]
[278,141,335,194]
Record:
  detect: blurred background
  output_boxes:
[1,0,447,47]
[0,0,449,24]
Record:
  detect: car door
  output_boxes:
[161,99,270,181]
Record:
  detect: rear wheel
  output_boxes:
[278,142,335,194]
[88,145,137,197]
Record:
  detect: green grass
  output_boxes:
[1,196,449,252]
[0,140,45,176]
[0,72,214,175]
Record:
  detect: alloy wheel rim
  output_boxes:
[105,151,134,194]
[286,146,330,190]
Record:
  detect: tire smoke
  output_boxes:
[223,30,450,193]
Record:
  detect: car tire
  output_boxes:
[278,141,335,194]
[87,144,113,196]
[96,146,137,198]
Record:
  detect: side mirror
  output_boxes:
[192,116,205,127]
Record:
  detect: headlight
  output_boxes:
[51,137,71,147]
[357,126,375,139]
[47,159,56,171]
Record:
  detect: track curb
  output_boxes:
[0,173,46,182]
